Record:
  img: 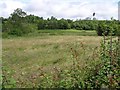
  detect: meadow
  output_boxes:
[2,30,101,87]
[2,8,120,88]
[2,30,119,88]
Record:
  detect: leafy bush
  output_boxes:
[2,8,37,36]
[96,21,110,36]
[85,38,120,88]
[96,21,118,36]
[3,22,37,36]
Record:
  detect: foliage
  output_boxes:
[2,67,16,88]
[2,8,37,36]
[96,20,118,36]
[85,38,120,88]
[96,21,110,36]
[2,8,119,36]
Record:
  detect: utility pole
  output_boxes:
[118,1,120,58]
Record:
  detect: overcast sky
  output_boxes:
[0,0,119,20]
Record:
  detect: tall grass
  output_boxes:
[36,36,120,89]
[2,35,119,88]
[2,36,101,88]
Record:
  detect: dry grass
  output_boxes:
[2,36,102,87]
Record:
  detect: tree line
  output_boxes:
[1,8,119,36]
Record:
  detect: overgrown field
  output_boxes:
[2,30,119,88]
[2,30,102,88]
[2,8,120,88]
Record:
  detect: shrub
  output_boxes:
[96,21,118,36]
[85,38,120,88]
[96,22,110,36]
[3,22,37,36]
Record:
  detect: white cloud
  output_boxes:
[0,0,119,20]
[0,0,25,18]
